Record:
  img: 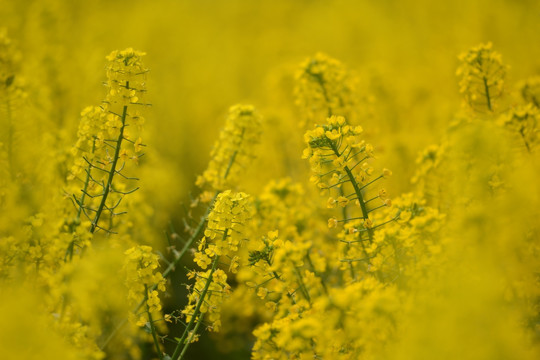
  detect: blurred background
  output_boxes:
[2,0,539,358]
[3,0,539,191]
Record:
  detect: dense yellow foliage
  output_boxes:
[1,1,539,359]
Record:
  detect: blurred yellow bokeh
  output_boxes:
[1,0,539,359]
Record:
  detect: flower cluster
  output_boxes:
[196,105,262,191]
[411,142,449,208]
[253,178,314,240]
[181,190,252,343]
[243,230,318,328]
[351,194,445,281]
[248,230,321,304]
[251,272,400,360]
[498,104,539,153]
[195,190,251,268]
[123,245,166,326]
[68,106,106,179]
[303,115,392,229]
[294,52,357,127]
[105,48,148,106]
[520,76,540,108]
[183,268,230,332]
[2,14,540,360]
[67,49,147,238]
[301,115,397,278]
[244,192,445,358]
[456,42,507,112]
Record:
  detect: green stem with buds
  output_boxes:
[90,103,128,233]
[483,76,492,112]
[145,285,164,360]
[172,255,221,360]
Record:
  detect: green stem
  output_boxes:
[162,192,218,280]
[171,256,220,360]
[327,138,372,276]
[310,71,332,117]
[65,140,98,261]
[179,305,204,360]
[223,150,238,180]
[328,142,369,221]
[145,285,163,360]
[103,119,241,351]
[315,82,360,276]
[100,140,239,350]
[155,123,239,273]
[77,139,97,220]
[222,127,245,180]
[90,104,128,233]
[99,192,219,350]
[519,127,531,153]
[483,76,492,112]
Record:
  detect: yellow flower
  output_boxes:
[134,137,143,152]
[194,251,212,269]
[456,42,507,112]
[198,105,262,190]
[325,130,340,140]
[294,53,357,127]
[327,197,337,208]
[257,287,269,300]
[337,196,349,207]
[363,218,373,229]
[268,230,279,240]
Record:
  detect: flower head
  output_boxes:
[197,105,262,190]
[456,43,507,112]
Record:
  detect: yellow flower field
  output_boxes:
[1,0,539,359]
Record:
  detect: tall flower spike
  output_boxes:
[498,104,539,153]
[294,52,356,127]
[123,245,166,327]
[105,48,148,107]
[199,190,251,262]
[196,105,262,191]
[303,115,394,258]
[66,49,148,259]
[174,191,251,360]
[456,42,507,113]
